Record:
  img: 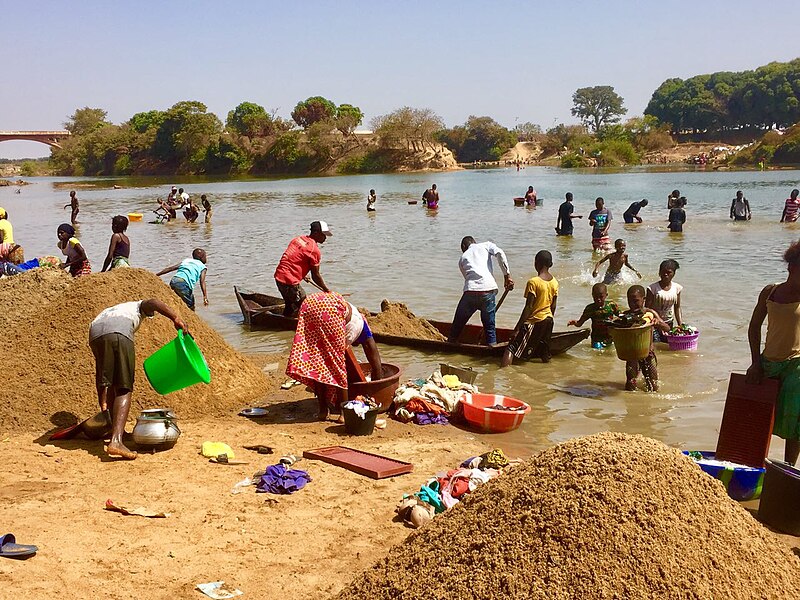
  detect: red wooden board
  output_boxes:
[303,446,413,479]
[715,373,779,468]
[345,347,367,383]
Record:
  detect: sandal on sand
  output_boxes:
[0,533,38,559]
[280,379,301,390]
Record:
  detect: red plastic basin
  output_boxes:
[461,393,530,433]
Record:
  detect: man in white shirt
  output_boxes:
[89,298,187,460]
[447,236,514,345]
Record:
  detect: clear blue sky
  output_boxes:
[2,0,798,158]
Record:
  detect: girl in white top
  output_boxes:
[646,259,683,341]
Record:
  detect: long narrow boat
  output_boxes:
[234,286,590,358]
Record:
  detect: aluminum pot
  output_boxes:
[132,409,181,448]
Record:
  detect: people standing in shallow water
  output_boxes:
[623,285,670,392]
[422,184,439,209]
[588,197,613,251]
[502,250,558,367]
[555,192,582,235]
[568,282,619,349]
[201,194,212,223]
[593,239,641,285]
[524,186,537,207]
[646,259,683,342]
[730,190,751,221]
[64,191,79,224]
[367,189,376,212]
[747,240,800,465]
[623,199,648,224]
[101,215,131,272]
[781,189,800,223]
[668,198,686,232]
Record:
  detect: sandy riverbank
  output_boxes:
[0,381,489,600]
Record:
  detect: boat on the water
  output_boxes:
[234,287,590,358]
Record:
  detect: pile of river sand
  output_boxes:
[0,268,272,430]
[363,300,446,341]
[337,432,800,600]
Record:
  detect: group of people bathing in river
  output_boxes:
[156,186,212,223]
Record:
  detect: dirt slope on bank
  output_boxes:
[0,268,271,430]
[338,432,800,600]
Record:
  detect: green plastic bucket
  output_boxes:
[143,330,211,395]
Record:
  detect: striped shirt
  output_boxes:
[784,198,800,222]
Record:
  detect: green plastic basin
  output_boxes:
[143,330,211,395]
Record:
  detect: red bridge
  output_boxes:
[0,131,71,149]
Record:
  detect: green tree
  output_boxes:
[571,86,627,132]
[291,96,337,129]
[226,101,274,137]
[153,101,222,172]
[334,103,364,135]
[438,116,517,162]
[128,110,165,133]
[64,107,109,135]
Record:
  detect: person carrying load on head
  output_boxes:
[448,236,514,346]
[274,221,332,318]
[286,292,383,421]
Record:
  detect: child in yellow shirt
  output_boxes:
[502,250,558,367]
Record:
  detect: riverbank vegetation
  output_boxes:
[645,58,800,134]
[44,58,799,176]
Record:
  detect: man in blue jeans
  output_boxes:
[448,236,514,346]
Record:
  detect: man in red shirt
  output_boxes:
[274,221,332,316]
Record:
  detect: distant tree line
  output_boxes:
[50,97,369,176]
[645,58,800,133]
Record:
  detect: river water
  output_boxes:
[3,167,799,457]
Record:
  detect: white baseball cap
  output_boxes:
[310,221,332,236]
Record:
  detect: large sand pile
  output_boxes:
[0,268,271,430]
[338,432,800,599]
[364,300,446,341]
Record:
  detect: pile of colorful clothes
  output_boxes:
[395,449,510,528]
[392,370,478,426]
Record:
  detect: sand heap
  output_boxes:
[364,300,446,341]
[0,268,272,430]
[337,432,800,600]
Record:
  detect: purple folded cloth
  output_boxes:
[414,412,449,426]
[256,463,311,494]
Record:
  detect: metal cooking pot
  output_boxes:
[132,409,180,448]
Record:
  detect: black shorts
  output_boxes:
[507,317,554,361]
[90,333,135,391]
